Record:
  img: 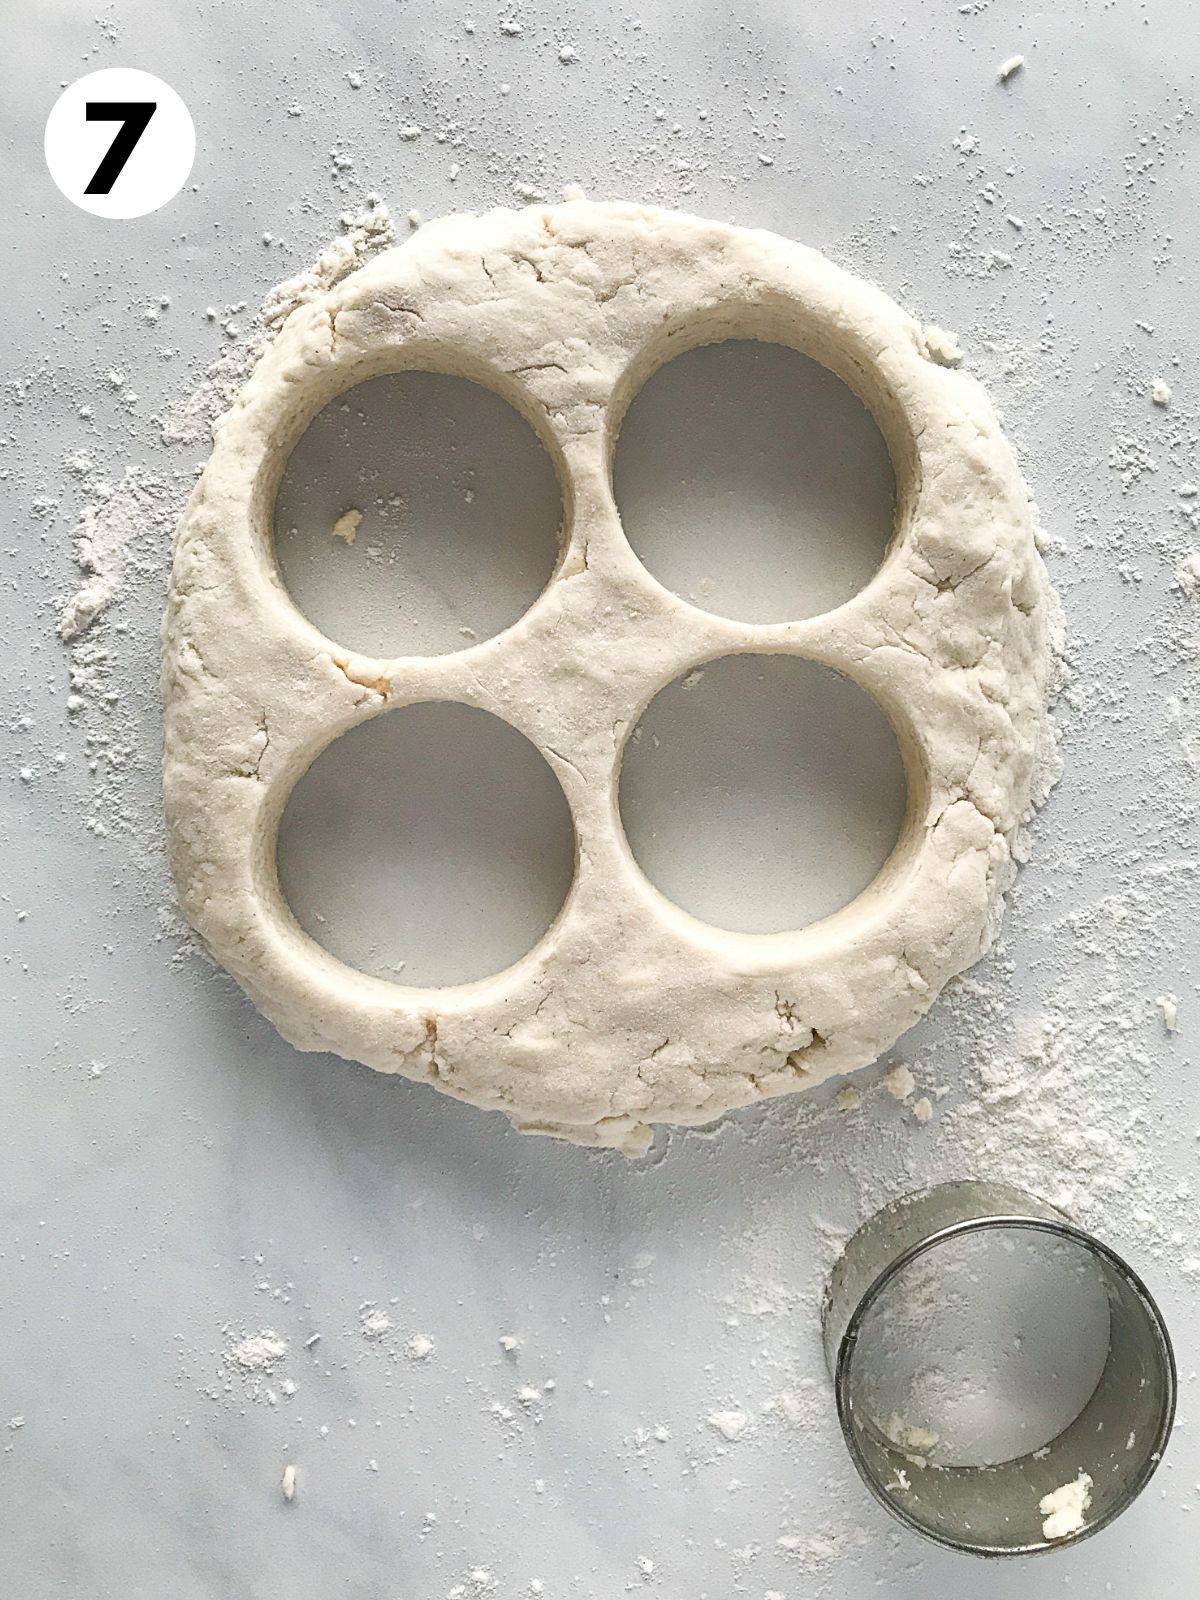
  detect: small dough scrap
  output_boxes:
[1039,1471,1092,1540]
[331,507,362,543]
[922,324,963,367]
[885,1063,917,1102]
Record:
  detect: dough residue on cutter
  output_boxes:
[331,507,362,543]
[1039,1471,1092,1540]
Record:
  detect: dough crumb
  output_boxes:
[923,325,963,367]
[1158,994,1179,1032]
[836,1085,861,1112]
[405,1333,435,1360]
[707,1409,749,1441]
[912,1095,933,1123]
[998,54,1025,82]
[332,508,362,543]
[1176,550,1200,597]
[281,1463,297,1502]
[499,1334,520,1352]
[1039,1471,1092,1540]
[885,1063,916,1101]
[1151,377,1173,407]
[885,1412,940,1456]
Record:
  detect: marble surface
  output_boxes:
[3,2,1199,1596]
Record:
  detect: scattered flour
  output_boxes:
[761,1382,824,1430]
[1109,434,1157,489]
[225,1330,288,1373]
[51,206,398,850]
[775,1524,872,1571]
[160,204,395,452]
[260,205,396,332]
[57,468,163,642]
[360,1306,393,1339]
[942,1006,1153,1222]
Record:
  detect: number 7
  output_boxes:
[84,101,157,194]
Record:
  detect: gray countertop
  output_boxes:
[3,2,1198,1595]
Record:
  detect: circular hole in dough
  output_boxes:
[612,339,895,624]
[274,372,563,658]
[276,702,575,987]
[618,653,907,935]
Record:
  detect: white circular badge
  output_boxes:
[44,68,195,219]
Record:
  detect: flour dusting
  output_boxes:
[225,1330,288,1373]
[49,205,397,854]
[57,468,161,642]
[160,203,395,450]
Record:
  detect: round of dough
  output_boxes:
[162,198,1056,1155]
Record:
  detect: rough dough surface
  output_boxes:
[162,198,1056,1155]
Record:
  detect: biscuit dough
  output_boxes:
[162,198,1056,1154]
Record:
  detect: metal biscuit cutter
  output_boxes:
[822,1181,1176,1556]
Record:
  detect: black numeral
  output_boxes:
[84,101,157,194]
